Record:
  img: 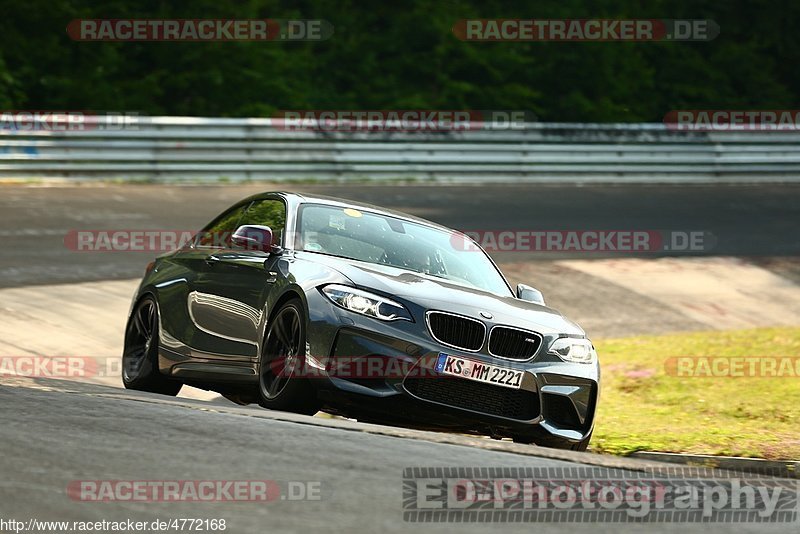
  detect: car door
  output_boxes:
[189,197,288,362]
[156,201,249,361]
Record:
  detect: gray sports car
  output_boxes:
[122,191,599,450]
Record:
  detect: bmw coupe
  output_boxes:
[122,192,599,450]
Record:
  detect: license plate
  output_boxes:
[435,352,523,389]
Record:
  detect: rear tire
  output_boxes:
[257,299,319,415]
[122,296,182,396]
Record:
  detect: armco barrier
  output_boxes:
[0,116,798,183]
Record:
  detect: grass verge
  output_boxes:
[591,327,800,460]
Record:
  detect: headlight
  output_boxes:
[321,284,413,322]
[548,337,597,364]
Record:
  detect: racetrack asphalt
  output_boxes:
[0,377,794,534]
[1,183,799,288]
[1,183,798,532]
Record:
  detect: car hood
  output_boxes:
[296,252,585,336]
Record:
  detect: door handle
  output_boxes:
[204,255,221,266]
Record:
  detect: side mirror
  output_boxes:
[231,225,280,253]
[516,283,545,305]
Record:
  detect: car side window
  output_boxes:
[237,199,287,246]
[195,204,247,248]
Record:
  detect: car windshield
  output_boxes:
[296,204,512,296]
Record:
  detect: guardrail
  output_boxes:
[1,116,799,183]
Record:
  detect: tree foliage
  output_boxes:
[0,0,795,121]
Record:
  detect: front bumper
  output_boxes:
[306,292,599,443]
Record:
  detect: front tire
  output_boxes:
[122,296,182,396]
[257,299,319,415]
